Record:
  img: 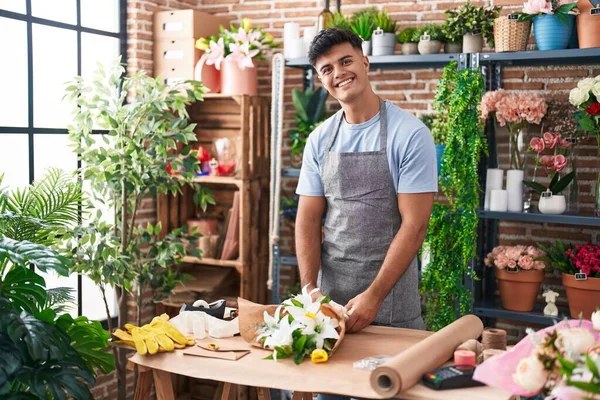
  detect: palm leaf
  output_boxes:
[0,237,71,276]
[0,267,46,314]
[44,287,76,314]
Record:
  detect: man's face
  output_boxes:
[314,42,369,104]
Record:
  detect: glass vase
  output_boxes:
[563,138,579,214]
[510,124,532,211]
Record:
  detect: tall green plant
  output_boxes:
[373,10,396,33]
[65,58,212,399]
[290,87,329,156]
[349,10,376,41]
[0,171,114,399]
[420,62,485,331]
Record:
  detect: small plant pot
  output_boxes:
[533,14,575,51]
[538,194,566,214]
[463,33,484,53]
[562,273,600,319]
[361,40,372,56]
[401,43,419,55]
[444,42,463,53]
[372,32,396,56]
[576,0,600,49]
[496,269,544,312]
[418,39,442,55]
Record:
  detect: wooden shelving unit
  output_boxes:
[158,95,270,308]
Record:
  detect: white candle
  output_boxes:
[304,26,317,45]
[490,189,508,212]
[506,169,524,212]
[289,38,306,59]
[484,168,504,210]
[284,22,300,59]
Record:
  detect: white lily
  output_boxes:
[293,311,340,349]
[263,314,296,350]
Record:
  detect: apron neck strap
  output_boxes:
[326,98,387,152]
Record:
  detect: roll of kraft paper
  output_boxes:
[369,315,484,396]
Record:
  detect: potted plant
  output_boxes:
[290,87,329,167]
[576,0,600,49]
[484,245,548,312]
[371,10,397,56]
[569,76,600,217]
[518,0,578,50]
[65,58,212,398]
[0,170,114,398]
[493,13,532,53]
[330,12,350,31]
[349,9,376,55]
[441,18,463,53]
[417,24,444,54]
[523,132,576,214]
[396,27,421,55]
[444,2,502,53]
[280,194,298,253]
[538,240,600,319]
[196,18,277,95]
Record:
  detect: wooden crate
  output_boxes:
[188,94,270,181]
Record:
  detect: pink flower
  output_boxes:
[480,90,506,120]
[205,38,225,70]
[527,246,545,258]
[553,154,568,172]
[539,155,554,168]
[227,41,259,69]
[529,137,545,153]
[507,259,518,269]
[543,132,560,150]
[233,28,262,47]
[523,0,553,14]
[495,254,510,269]
[518,255,534,270]
[506,246,525,260]
[533,261,546,270]
[558,139,572,149]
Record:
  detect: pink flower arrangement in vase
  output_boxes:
[524,132,575,196]
[480,89,547,170]
[485,245,547,271]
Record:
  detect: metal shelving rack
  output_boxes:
[273,49,600,322]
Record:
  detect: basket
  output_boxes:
[494,16,532,52]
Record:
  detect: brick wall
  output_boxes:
[92,0,599,397]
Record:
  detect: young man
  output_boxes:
[295,29,437,334]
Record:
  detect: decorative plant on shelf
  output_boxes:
[373,10,396,33]
[441,18,462,44]
[0,170,114,399]
[421,62,485,331]
[517,0,578,25]
[330,12,350,31]
[65,57,213,399]
[444,2,502,48]
[421,24,445,41]
[396,27,421,44]
[349,10,376,41]
[538,240,600,278]
[290,87,329,161]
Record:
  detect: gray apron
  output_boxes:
[318,99,424,330]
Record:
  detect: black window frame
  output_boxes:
[0,0,127,326]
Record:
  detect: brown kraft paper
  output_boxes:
[370,314,484,397]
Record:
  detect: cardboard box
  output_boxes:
[154,9,230,40]
[154,38,200,70]
[154,64,195,85]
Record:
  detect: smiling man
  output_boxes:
[295,29,437,338]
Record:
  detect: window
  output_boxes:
[0,0,126,322]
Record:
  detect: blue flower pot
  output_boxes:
[435,144,445,176]
[567,21,579,49]
[533,14,576,51]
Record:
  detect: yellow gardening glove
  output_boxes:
[149,317,188,346]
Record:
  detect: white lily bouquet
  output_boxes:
[238,286,345,365]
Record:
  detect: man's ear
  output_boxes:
[363,55,370,71]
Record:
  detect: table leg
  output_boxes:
[153,369,175,400]
[256,388,271,400]
[133,368,153,400]
[222,382,239,400]
[292,392,313,400]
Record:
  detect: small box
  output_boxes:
[154,38,200,70]
[154,9,230,40]
[154,64,195,85]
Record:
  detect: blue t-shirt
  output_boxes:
[296,101,438,196]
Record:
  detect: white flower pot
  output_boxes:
[372,31,396,56]
[361,40,372,56]
[538,194,566,215]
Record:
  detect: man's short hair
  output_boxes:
[308,28,363,67]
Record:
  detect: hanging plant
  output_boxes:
[420,62,485,331]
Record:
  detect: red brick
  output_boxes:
[503,70,525,79]
[377,82,426,90]
[376,72,412,80]
[274,1,317,8]
[201,0,239,4]
[384,4,433,11]
[499,226,526,236]
[415,70,443,79]
[503,82,544,90]
[526,69,589,79]
[410,92,435,100]
[379,93,407,101]
[421,12,447,20]
[546,82,578,90]
[398,102,429,110]
[531,229,592,242]
[231,3,272,11]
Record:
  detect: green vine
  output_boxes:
[420,62,486,331]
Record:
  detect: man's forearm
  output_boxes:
[296,218,322,290]
[366,222,427,303]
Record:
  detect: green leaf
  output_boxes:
[566,380,600,395]
[294,350,305,365]
[550,171,575,195]
[290,298,304,308]
[523,180,547,195]
[586,354,600,378]
[319,295,331,304]
[0,267,46,314]
[0,237,70,276]
[0,338,24,395]
[549,172,560,189]
[21,357,95,400]
[292,334,307,354]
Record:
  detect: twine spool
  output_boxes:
[482,328,507,351]
[456,339,483,364]
[482,348,504,361]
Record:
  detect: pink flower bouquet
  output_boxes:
[473,319,600,398]
[524,132,576,195]
[195,18,277,70]
[480,90,547,170]
[485,245,547,271]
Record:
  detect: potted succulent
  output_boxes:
[417,24,444,54]
[349,9,376,55]
[396,27,421,55]
[538,240,600,319]
[517,0,578,51]
[444,2,502,53]
[371,10,397,56]
[484,245,548,312]
[441,18,463,53]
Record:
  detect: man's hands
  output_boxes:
[344,290,383,333]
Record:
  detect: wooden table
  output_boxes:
[129,325,513,400]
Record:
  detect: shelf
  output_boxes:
[282,168,300,177]
[280,255,298,266]
[477,210,600,227]
[181,256,242,270]
[474,300,568,326]
[479,47,600,66]
[285,53,461,70]
[190,175,243,186]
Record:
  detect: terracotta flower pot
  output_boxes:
[576,0,600,49]
[194,53,221,93]
[220,58,258,96]
[562,273,600,319]
[496,269,544,312]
